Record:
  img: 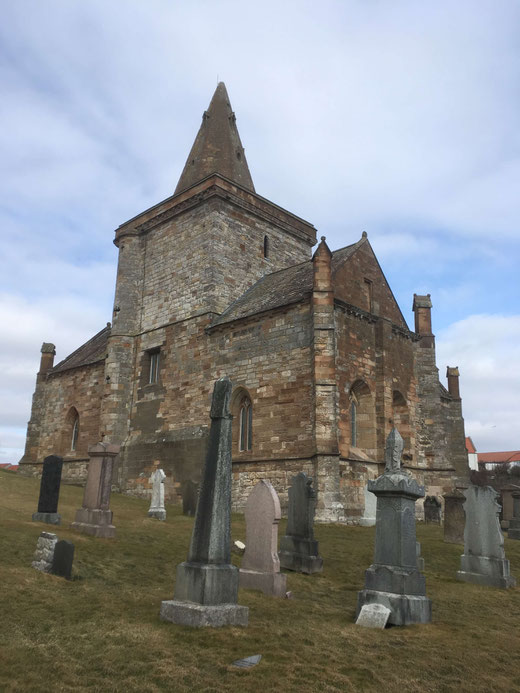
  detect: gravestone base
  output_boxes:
[357,589,432,626]
[148,509,166,521]
[71,508,116,538]
[279,536,323,574]
[457,555,516,588]
[160,600,249,627]
[239,569,288,597]
[32,512,61,525]
[174,562,240,604]
[508,519,520,540]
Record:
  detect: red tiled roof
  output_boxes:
[465,437,477,454]
[477,451,520,464]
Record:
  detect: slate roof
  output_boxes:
[211,240,361,328]
[51,325,110,374]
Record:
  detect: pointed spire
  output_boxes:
[174,82,255,195]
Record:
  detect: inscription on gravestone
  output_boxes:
[32,455,63,525]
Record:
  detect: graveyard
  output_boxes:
[2,468,520,693]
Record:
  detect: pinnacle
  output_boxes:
[174,82,255,195]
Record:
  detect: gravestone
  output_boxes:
[508,492,520,540]
[457,485,516,588]
[51,540,75,580]
[357,428,431,626]
[160,377,249,627]
[359,484,377,526]
[182,479,198,516]
[32,455,63,525]
[148,467,166,520]
[32,532,58,572]
[424,496,442,524]
[416,542,425,571]
[239,480,287,597]
[71,442,119,538]
[279,472,323,574]
[443,489,465,543]
[356,603,391,629]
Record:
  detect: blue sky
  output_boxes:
[1,0,519,462]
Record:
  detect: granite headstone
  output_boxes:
[279,472,323,574]
[51,540,75,580]
[160,377,249,627]
[457,485,516,588]
[357,428,431,626]
[239,480,287,597]
[356,603,391,629]
[32,455,63,525]
[424,496,442,524]
[148,467,167,520]
[508,492,520,540]
[443,489,465,544]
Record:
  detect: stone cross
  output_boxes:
[148,467,166,520]
[279,472,323,574]
[357,427,431,626]
[508,492,520,540]
[71,442,119,538]
[457,485,516,588]
[239,480,287,597]
[160,377,248,627]
[32,455,63,525]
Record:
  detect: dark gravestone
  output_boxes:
[357,428,431,626]
[51,540,75,580]
[443,489,465,543]
[424,496,442,524]
[279,472,323,574]
[32,455,63,525]
[160,377,248,627]
[508,493,520,540]
[182,479,199,516]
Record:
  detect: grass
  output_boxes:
[1,470,520,693]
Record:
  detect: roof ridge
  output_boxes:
[52,324,110,371]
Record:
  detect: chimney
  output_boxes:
[39,343,56,372]
[446,366,461,399]
[412,294,434,348]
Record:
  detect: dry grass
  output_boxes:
[1,470,520,692]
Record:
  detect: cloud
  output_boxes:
[436,314,520,451]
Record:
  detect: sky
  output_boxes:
[1,0,519,464]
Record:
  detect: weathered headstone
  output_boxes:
[424,496,442,524]
[279,472,323,574]
[443,489,465,543]
[508,492,520,540]
[32,455,63,525]
[359,484,377,526]
[51,540,75,580]
[231,655,262,669]
[356,603,391,629]
[239,480,287,597]
[32,532,58,572]
[182,479,198,516]
[71,442,119,538]
[357,428,431,626]
[148,467,166,520]
[416,541,425,571]
[160,377,248,627]
[457,485,516,588]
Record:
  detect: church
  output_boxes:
[19,83,469,523]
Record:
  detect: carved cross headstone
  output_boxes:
[457,485,516,588]
[357,427,431,626]
[279,472,322,574]
[160,377,249,627]
[239,480,287,597]
[148,467,166,520]
[32,455,63,525]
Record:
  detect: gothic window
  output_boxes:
[363,279,373,312]
[239,396,253,451]
[149,350,160,384]
[349,380,374,454]
[350,397,357,447]
[263,235,270,259]
[71,414,79,451]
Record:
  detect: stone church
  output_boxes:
[19,83,469,522]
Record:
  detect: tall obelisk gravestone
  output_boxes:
[32,455,63,525]
[160,377,248,627]
[357,428,431,626]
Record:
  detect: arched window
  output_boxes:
[239,396,253,451]
[350,397,358,447]
[71,414,79,451]
[349,380,375,455]
[263,235,270,259]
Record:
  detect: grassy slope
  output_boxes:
[1,470,520,693]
